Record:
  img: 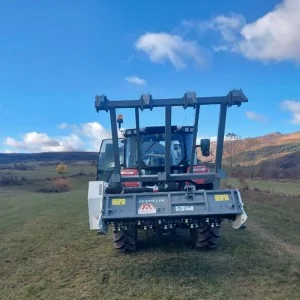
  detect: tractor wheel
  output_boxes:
[190,224,220,250]
[112,225,137,253]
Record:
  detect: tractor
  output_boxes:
[88,90,248,252]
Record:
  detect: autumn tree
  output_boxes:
[56,163,68,177]
[223,133,243,176]
[243,138,261,165]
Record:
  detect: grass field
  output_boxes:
[1,166,300,300]
[227,177,300,195]
[0,164,95,180]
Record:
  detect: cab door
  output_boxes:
[96,138,124,181]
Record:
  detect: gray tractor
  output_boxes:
[88,90,248,252]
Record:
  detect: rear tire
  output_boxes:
[113,225,137,253]
[190,224,220,250]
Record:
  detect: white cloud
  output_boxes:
[134,32,206,70]
[4,132,84,152]
[133,0,300,66]
[281,100,300,124]
[125,76,146,85]
[58,122,68,129]
[3,122,113,153]
[173,19,200,36]
[210,0,300,63]
[206,13,245,42]
[75,121,111,150]
[245,111,269,123]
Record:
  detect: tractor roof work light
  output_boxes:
[95,94,109,112]
[183,91,197,109]
[140,93,153,110]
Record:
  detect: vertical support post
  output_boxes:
[165,106,172,180]
[189,105,200,173]
[215,103,227,188]
[109,108,121,175]
[135,107,142,175]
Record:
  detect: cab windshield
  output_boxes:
[126,133,195,168]
[141,133,184,167]
[98,133,198,171]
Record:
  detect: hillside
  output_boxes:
[199,131,300,167]
[0,152,98,164]
[1,131,300,168]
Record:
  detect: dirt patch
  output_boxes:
[36,177,71,193]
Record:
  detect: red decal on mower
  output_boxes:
[138,203,157,214]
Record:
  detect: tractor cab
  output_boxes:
[97,125,211,189]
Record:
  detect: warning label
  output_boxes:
[138,203,157,214]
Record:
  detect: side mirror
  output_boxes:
[199,138,210,157]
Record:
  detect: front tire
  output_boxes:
[190,224,220,249]
[113,225,137,253]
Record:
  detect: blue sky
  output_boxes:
[1,0,300,153]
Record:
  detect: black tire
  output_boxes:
[190,224,220,250]
[113,225,137,253]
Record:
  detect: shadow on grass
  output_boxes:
[104,221,298,285]
[136,229,192,252]
[105,227,251,279]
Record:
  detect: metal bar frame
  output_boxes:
[214,103,228,188]
[95,89,248,184]
[165,106,172,179]
[118,172,218,183]
[95,90,247,111]
[190,105,200,173]
[109,109,120,173]
[135,108,142,175]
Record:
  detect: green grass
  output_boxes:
[1,175,300,299]
[243,190,300,247]
[226,178,300,195]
